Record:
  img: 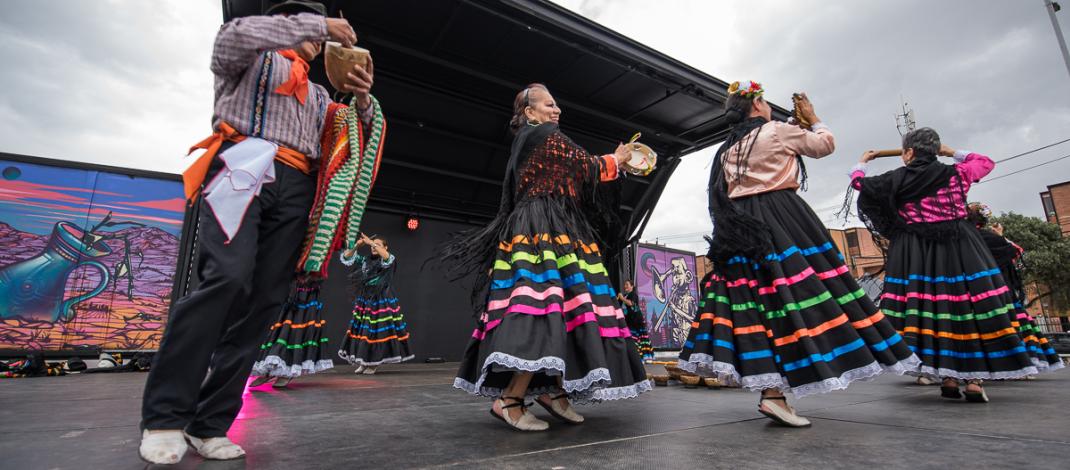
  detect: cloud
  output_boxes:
[555,0,1070,253]
[1,0,1068,255]
[0,1,221,174]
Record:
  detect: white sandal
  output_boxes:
[759,396,811,428]
[249,376,274,387]
[490,397,549,431]
[183,432,246,460]
[139,429,187,465]
[537,393,584,424]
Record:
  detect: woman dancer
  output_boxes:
[248,280,334,388]
[966,203,1063,373]
[679,81,918,428]
[441,83,650,431]
[850,129,1040,402]
[338,233,413,374]
[619,280,654,361]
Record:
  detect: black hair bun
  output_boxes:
[724,108,744,124]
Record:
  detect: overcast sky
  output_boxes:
[2,1,1069,254]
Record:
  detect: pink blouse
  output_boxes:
[725,121,836,198]
[849,152,994,224]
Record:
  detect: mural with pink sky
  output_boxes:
[0,157,184,351]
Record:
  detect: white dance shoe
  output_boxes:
[758,396,811,427]
[537,394,584,424]
[139,429,187,464]
[184,432,246,460]
[491,398,550,431]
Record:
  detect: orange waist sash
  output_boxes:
[183,122,311,202]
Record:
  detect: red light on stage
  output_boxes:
[406,215,419,231]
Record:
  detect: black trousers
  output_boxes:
[141,153,315,437]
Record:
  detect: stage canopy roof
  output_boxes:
[225,0,790,239]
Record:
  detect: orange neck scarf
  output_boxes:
[275,49,310,105]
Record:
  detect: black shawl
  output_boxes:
[436,123,623,312]
[979,228,1026,302]
[706,117,775,264]
[348,253,397,296]
[854,154,961,242]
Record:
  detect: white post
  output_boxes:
[1046,0,1070,79]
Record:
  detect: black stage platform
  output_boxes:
[1,364,1068,469]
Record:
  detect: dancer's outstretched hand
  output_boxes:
[794,93,819,125]
[613,143,630,166]
[938,143,956,157]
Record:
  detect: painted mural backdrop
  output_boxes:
[0,158,183,351]
[634,244,699,349]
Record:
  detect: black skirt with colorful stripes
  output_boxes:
[338,291,414,367]
[454,202,652,403]
[881,220,1042,380]
[1011,303,1065,372]
[678,190,919,398]
[631,326,654,362]
[252,282,335,378]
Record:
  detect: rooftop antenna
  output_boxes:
[895,97,916,136]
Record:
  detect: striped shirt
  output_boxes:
[210,13,368,159]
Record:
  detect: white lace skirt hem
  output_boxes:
[453,352,652,404]
[677,353,922,400]
[251,356,335,378]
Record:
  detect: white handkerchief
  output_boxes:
[204,138,278,242]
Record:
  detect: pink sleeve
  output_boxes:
[776,122,835,158]
[956,153,995,183]
[850,171,865,190]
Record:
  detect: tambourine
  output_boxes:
[791,93,813,130]
[325,42,370,91]
[621,133,658,176]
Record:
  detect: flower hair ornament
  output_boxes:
[727,80,763,99]
[967,202,992,227]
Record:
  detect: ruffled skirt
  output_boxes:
[252,284,335,378]
[338,290,414,366]
[678,190,919,398]
[881,220,1043,380]
[454,206,652,403]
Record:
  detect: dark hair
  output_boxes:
[509,83,549,134]
[373,237,388,249]
[902,127,940,160]
[723,92,757,124]
[965,202,989,228]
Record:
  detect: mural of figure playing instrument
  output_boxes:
[0,158,184,351]
[634,244,699,349]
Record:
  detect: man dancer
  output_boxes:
[139,1,376,464]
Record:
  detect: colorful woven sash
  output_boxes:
[298,95,387,276]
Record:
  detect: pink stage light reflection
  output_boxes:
[230,376,283,444]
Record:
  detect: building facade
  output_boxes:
[1040,180,1070,236]
[828,227,885,279]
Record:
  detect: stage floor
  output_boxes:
[1,362,1068,469]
